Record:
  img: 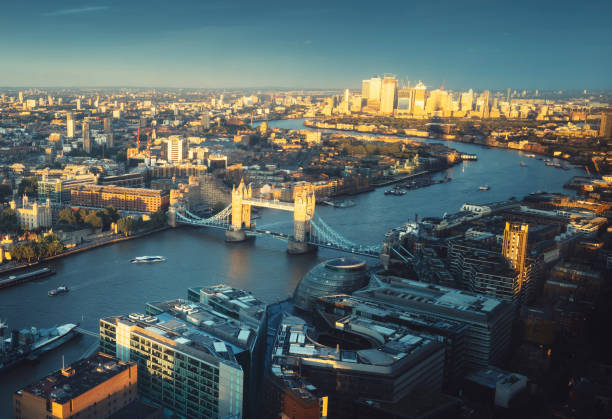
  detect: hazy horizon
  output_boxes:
[1,0,611,90]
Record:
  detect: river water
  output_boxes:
[0,119,584,411]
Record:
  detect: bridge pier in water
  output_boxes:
[172,180,381,258]
[228,179,317,253]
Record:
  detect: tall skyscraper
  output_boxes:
[167,136,185,163]
[66,112,74,138]
[201,113,210,130]
[76,98,81,110]
[425,89,448,114]
[600,112,612,138]
[82,119,91,153]
[502,222,529,279]
[380,77,398,115]
[368,77,382,102]
[361,79,370,98]
[104,117,114,148]
[411,82,427,113]
[461,89,474,112]
[103,116,112,133]
[18,91,23,103]
[397,88,412,111]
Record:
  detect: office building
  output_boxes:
[314,294,467,390]
[66,112,74,138]
[600,112,612,138]
[270,312,445,419]
[361,80,370,98]
[292,258,369,311]
[411,82,427,113]
[167,136,185,164]
[448,239,534,306]
[502,222,529,277]
[354,275,514,371]
[14,353,137,419]
[37,174,98,205]
[82,119,91,153]
[201,114,211,130]
[186,284,267,333]
[425,89,448,115]
[397,88,412,111]
[463,366,527,409]
[103,117,112,133]
[103,117,114,148]
[461,90,474,112]
[380,77,398,115]
[367,77,382,102]
[70,185,170,213]
[100,286,267,418]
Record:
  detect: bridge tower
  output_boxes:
[288,185,317,254]
[226,179,252,242]
[167,205,177,228]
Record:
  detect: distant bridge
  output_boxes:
[170,180,381,258]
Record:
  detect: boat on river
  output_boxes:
[0,321,78,372]
[131,256,167,264]
[479,185,491,191]
[384,186,407,196]
[48,285,69,296]
[321,199,356,208]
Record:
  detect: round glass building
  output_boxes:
[293,258,369,311]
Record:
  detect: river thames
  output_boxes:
[0,119,584,410]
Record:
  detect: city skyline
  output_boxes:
[1,0,611,89]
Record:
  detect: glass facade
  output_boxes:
[99,318,242,418]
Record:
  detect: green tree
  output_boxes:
[0,208,20,234]
[149,210,167,228]
[77,209,88,224]
[17,177,38,198]
[16,244,36,262]
[117,217,136,236]
[83,211,103,229]
[58,208,78,225]
[103,206,120,223]
[41,234,64,256]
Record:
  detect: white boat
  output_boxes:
[48,285,69,296]
[131,256,167,264]
[479,185,490,191]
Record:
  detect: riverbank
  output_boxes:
[0,226,170,277]
[301,118,586,164]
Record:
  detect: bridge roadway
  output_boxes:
[242,198,294,211]
[174,208,381,258]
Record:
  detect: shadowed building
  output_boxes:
[14,353,137,419]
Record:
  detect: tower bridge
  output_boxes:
[169,179,381,257]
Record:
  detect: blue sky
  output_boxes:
[1,0,610,89]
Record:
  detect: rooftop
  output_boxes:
[18,353,133,405]
[190,284,267,330]
[147,300,259,350]
[355,275,509,319]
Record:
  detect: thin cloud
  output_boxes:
[43,6,109,17]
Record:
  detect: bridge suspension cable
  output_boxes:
[174,204,232,227]
[309,215,381,255]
